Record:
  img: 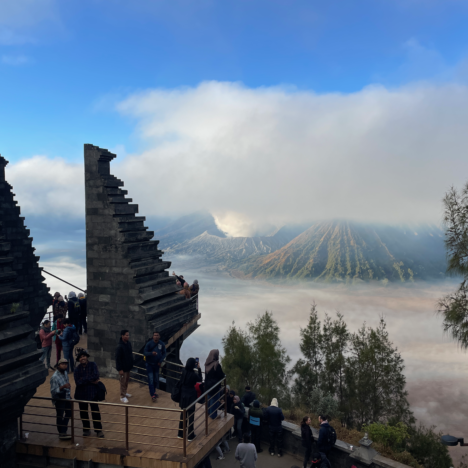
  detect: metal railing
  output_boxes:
[19,376,228,458]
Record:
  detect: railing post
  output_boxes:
[183,409,187,457]
[125,406,129,450]
[70,400,75,444]
[205,394,209,436]
[224,378,228,418]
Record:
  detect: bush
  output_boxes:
[362,422,409,450]
[406,425,452,468]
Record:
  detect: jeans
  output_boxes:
[303,446,312,468]
[79,401,102,432]
[235,418,244,442]
[41,345,52,368]
[178,406,195,440]
[146,363,160,396]
[208,390,220,419]
[63,345,75,372]
[55,399,72,434]
[80,316,87,334]
[319,450,331,468]
[119,372,130,398]
[269,429,283,455]
[215,440,230,457]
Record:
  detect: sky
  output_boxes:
[2,0,468,237]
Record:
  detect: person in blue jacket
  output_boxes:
[143,331,166,402]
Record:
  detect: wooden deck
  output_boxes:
[17,364,233,468]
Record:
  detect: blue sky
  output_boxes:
[2,0,468,161]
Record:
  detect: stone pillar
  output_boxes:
[349,433,378,466]
[0,154,50,468]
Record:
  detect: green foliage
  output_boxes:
[307,386,342,421]
[363,422,409,450]
[10,303,20,313]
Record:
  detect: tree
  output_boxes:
[347,317,413,428]
[308,386,342,421]
[221,322,254,393]
[248,311,291,404]
[438,183,468,349]
[292,303,323,405]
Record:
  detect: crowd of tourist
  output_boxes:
[172,271,199,298]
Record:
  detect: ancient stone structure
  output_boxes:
[84,144,199,378]
[0,156,50,467]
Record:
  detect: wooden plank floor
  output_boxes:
[17,337,233,468]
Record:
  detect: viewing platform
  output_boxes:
[17,369,233,468]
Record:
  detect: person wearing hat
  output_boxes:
[74,349,104,438]
[249,400,264,453]
[50,358,72,439]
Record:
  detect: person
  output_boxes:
[115,329,134,403]
[227,389,236,414]
[52,292,61,320]
[235,434,258,468]
[204,349,225,419]
[78,292,87,334]
[215,432,230,460]
[177,357,203,442]
[39,320,56,371]
[249,400,264,453]
[172,271,186,286]
[317,415,335,468]
[54,296,67,319]
[67,291,81,333]
[74,349,104,438]
[143,331,166,402]
[190,280,199,297]
[264,398,284,457]
[232,396,245,443]
[50,358,72,439]
[301,416,314,468]
[179,283,191,299]
[57,318,78,372]
[241,386,256,407]
[52,313,65,362]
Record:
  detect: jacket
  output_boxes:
[79,298,87,317]
[51,319,64,342]
[241,391,256,407]
[227,393,236,414]
[264,405,284,432]
[115,338,134,372]
[317,422,333,452]
[205,363,225,395]
[301,424,313,449]
[39,327,55,347]
[68,298,81,320]
[249,407,263,426]
[74,361,99,401]
[233,401,245,420]
[179,368,203,409]
[58,325,76,346]
[143,339,166,366]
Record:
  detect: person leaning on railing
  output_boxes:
[50,358,72,440]
[177,357,203,442]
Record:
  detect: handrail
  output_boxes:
[186,376,226,411]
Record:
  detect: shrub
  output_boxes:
[406,425,452,468]
[363,422,409,450]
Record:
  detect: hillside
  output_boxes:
[237,220,447,282]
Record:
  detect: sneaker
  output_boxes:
[83,430,91,437]
[216,456,225,460]
[277,454,282,458]
[59,433,71,440]
[151,395,157,402]
[188,438,195,442]
[153,393,159,398]
[96,431,105,438]
[120,397,129,403]
[177,436,183,440]
[270,453,275,456]
[126,393,132,398]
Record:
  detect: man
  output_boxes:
[39,320,56,371]
[249,400,264,453]
[263,398,284,457]
[241,386,256,407]
[115,329,134,403]
[190,279,199,297]
[227,389,236,414]
[50,358,72,439]
[57,319,78,372]
[143,331,166,402]
[78,292,87,334]
[317,415,335,468]
[235,434,257,468]
[232,395,245,443]
[66,291,81,333]
[74,349,104,438]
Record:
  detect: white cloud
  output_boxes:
[1,54,32,65]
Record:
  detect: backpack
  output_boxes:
[69,328,80,347]
[327,425,337,447]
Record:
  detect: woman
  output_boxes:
[179,283,191,299]
[52,292,61,320]
[204,349,225,419]
[52,313,65,362]
[74,349,104,438]
[177,357,202,442]
[301,416,313,468]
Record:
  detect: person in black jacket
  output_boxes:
[227,389,236,414]
[241,386,256,407]
[115,330,134,403]
[317,415,333,468]
[204,349,225,419]
[301,416,313,468]
[263,398,284,457]
[232,395,246,443]
[177,357,203,441]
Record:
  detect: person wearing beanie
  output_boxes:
[263,398,284,457]
[190,279,199,297]
[249,400,264,453]
[66,291,81,333]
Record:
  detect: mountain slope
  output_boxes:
[237,220,447,282]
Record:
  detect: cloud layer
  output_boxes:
[7,80,468,236]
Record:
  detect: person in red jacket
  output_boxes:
[40,320,56,371]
